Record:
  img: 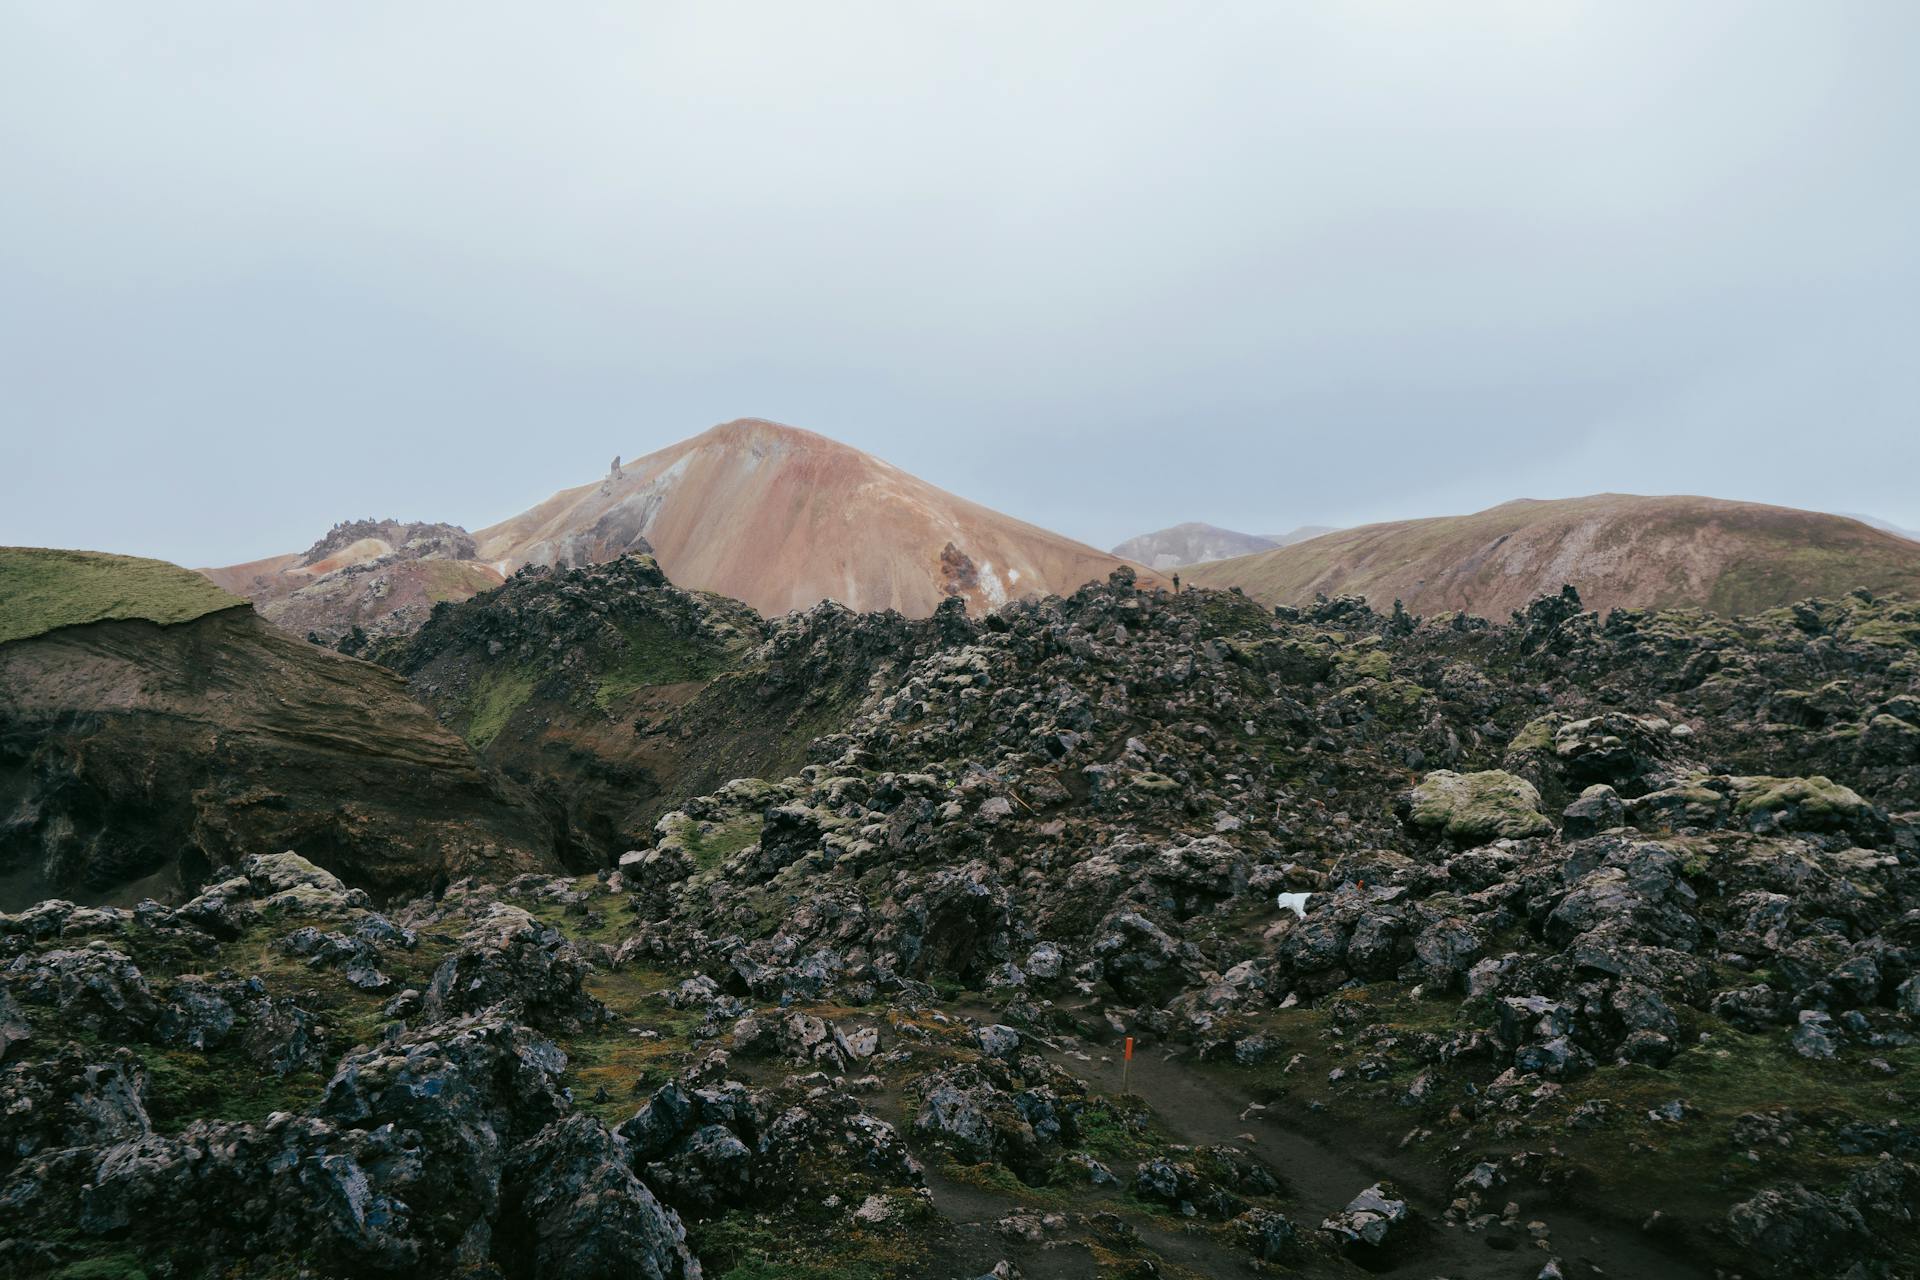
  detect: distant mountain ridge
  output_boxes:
[1846,513,1920,544]
[1262,525,1339,548]
[1111,522,1280,569]
[1112,522,1341,570]
[1184,493,1920,617]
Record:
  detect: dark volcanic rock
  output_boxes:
[499,1113,699,1280]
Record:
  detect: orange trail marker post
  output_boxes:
[1123,1036,1134,1094]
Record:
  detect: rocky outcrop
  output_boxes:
[370,556,979,861]
[202,519,506,645]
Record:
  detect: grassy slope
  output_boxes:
[0,547,245,645]
[1186,494,1920,616]
[419,557,503,599]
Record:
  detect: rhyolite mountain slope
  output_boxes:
[1186,493,1920,616]
[204,420,1159,636]
[0,547,550,906]
[472,418,1158,615]
[6,570,1920,1279]
[201,518,506,645]
[1111,522,1281,569]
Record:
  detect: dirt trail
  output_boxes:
[1057,1041,1709,1280]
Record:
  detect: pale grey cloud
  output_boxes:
[3,1,1916,565]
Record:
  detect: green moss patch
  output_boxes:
[693,1204,932,1280]
[0,547,243,645]
[466,667,538,747]
[593,618,748,711]
[682,816,765,872]
[135,1047,328,1131]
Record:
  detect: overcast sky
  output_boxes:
[4,2,1918,566]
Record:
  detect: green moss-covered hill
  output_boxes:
[1184,494,1920,617]
[1,547,551,907]
[1,546,245,645]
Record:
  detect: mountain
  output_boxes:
[200,519,506,645]
[205,419,1156,635]
[1111,523,1347,570]
[1111,522,1279,569]
[471,418,1155,615]
[1184,493,1920,617]
[0,547,550,906]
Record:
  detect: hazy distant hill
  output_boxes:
[1112,522,1345,569]
[1111,522,1279,569]
[1845,513,1920,544]
[1260,525,1339,549]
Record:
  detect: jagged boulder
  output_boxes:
[3,945,162,1040]
[1321,1181,1416,1260]
[499,1113,699,1280]
[1728,775,1884,840]
[1562,784,1626,838]
[0,1048,151,1166]
[422,905,606,1032]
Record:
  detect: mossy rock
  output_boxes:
[1860,714,1920,763]
[1629,782,1729,831]
[1728,774,1874,833]
[1334,644,1391,684]
[1505,713,1563,757]
[1351,676,1425,721]
[1224,635,1335,685]
[1408,769,1552,841]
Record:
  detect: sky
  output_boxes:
[3,2,1918,567]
